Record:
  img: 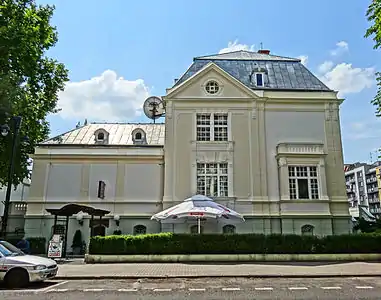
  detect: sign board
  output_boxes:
[48,240,63,258]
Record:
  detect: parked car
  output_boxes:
[0,240,58,288]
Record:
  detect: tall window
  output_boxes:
[197,163,228,197]
[196,113,228,141]
[255,73,264,87]
[97,180,106,199]
[288,166,319,200]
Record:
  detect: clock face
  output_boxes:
[143,96,165,119]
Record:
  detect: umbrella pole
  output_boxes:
[198,217,201,234]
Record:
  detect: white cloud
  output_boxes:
[318,61,334,74]
[297,55,308,66]
[219,40,255,54]
[330,41,349,56]
[318,63,375,96]
[57,70,150,121]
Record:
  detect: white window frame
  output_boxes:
[196,162,229,197]
[288,166,319,200]
[278,156,328,201]
[196,112,229,142]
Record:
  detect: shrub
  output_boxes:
[88,233,381,255]
[71,230,83,249]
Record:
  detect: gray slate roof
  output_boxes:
[174,50,331,92]
[41,123,165,146]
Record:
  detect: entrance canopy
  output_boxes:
[46,203,110,217]
[151,194,245,224]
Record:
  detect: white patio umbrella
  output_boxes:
[151,194,245,234]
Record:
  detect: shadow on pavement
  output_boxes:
[0,281,58,291]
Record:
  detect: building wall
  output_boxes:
[25,148,164,251]
[163,64,350,235]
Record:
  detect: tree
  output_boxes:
[365,1,381,118]
[0,0,68,186]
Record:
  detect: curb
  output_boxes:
[54,274,381,280]
[85,253,381,264]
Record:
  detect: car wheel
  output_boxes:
[5,268,30,289]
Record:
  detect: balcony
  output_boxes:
[369,198,380,204]
[370,208,381,214]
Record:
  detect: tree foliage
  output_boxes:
[0,0,68,186]
[365,0,381,118]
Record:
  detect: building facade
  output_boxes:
[24,50,351,251]
[345,161,381,220]
[0,179,30,235]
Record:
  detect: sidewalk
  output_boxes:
[55,262,381,279]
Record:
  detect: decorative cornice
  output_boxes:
[276,142,325,156]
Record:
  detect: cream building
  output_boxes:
[24,50,351,251]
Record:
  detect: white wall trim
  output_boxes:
[35,147,163,157]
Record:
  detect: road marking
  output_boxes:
[321,286,342,290]
[41,281,69,293]
[222,287,241,291]
[356,286,374,289]
[189,288,206,291]
[153,288,172,292]
[288,287,308,290]
[255,287,273,291]
[118,288,138,292]
[83,289,105,292]
[46,289,69,293]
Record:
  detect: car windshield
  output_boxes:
[0,241,24,257]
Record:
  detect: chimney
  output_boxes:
[258,49,270,55]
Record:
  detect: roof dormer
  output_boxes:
[132,128,147,145]
[94,128,109,144]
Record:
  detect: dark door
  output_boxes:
[93,225,106,237]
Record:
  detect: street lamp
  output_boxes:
[0,116,29,239]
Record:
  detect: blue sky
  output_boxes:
[37,0,380,163]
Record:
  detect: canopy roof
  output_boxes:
[151,194,245,223]
[46,203,110,217]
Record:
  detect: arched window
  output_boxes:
[135,132,142,140]
[190,225,203,234]
[301,224,314,236]
[97,132,104,140]
[94,128,109,144]
[132,128,147,145]
[133,225,147,235]
[222,225,236,234]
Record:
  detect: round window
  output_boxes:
[205,80,219,94]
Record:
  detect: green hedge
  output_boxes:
[89,233,381,255]
[6,237,46,254]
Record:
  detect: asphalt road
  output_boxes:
[2,277,381,299]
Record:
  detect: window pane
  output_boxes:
[219,175,228,197]
[197,176,205,195]
[289,178,297,199]
[219,163,228,174]
[310,178,319,199]
[256,73,263,86]
[214,114,228,125]
[298,178,309,199]
[196,127,210,141]
[288,166,295,177]
[309,166,317,177]
[296,167,308,177]
[214,127,228,141]
[196,114,210,125]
